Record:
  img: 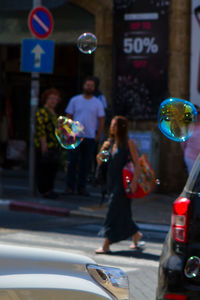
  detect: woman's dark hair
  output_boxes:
[110,115,129,147]
[41,88,61,106]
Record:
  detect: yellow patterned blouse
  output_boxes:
[34,107,59,149]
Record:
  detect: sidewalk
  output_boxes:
[1,169,178,225]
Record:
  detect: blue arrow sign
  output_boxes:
[21,39,54,73]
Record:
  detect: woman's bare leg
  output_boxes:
[130,231,143,249]
[95,238,110,253]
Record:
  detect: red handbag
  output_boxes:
[122,154,156,199]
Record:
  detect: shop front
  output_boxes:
[0,0,112,167]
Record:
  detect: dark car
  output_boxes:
[156,155,200,300]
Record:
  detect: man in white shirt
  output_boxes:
[65,76,105,196]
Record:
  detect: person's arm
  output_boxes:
[40,136,48,154]
[95,100,105,142]
[128,139,140,193]
[35,109,48,154]
[100,94,107,109]
[95,116,105,142]
[65,98,74,120]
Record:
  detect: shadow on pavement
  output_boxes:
[105,249,160,261]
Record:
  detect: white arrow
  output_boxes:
[31,44,45,68]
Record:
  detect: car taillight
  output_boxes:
[171,197,191,243]
[164,293,187,300]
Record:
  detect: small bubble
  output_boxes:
[184,256,200,278]
[155,179,160,185]
[99,150,110,163]
[77,32,97,54]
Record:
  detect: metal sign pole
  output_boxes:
[29,73,39,195]
[29,0,41,195]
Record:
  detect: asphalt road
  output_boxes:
[0,209,167,300]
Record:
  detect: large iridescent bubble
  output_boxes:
[77,32,97,54]
[55,116,84,150]
[184,256,200,278]
[158,98,198,142]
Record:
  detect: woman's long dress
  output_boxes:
[100,145,139,244]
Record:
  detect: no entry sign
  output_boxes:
[28,6,54,39]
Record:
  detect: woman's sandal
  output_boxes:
[129,241,146,250]
[95,248,111,254]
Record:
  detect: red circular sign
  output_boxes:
[28,6,54,39]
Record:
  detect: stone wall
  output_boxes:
[70,0,113,104]
[94,5,113,104]
[159,0,190,193]
[169,0,190,99]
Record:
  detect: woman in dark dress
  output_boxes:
[95,116,143,254]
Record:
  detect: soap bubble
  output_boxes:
[158,98,198,142]
[99,150,110,163]
[77,32,97,54]
[155,179,160,185]
[55,116,84,150]
[184,256,200,278]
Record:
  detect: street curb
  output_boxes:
[70,209,105,219]
[0,200,11,210]
[0,199,70,217]
[0,199,103,219]
[0,199,171,231]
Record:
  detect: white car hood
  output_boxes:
[0,245,112,299]
[0,244,94,265]
[0,244,95,276]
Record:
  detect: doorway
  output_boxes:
[3,44,94,142]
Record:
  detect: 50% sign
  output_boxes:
[123,37,159,54]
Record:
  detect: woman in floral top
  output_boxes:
[35,88,61,199]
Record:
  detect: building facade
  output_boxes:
[0,0,192,192]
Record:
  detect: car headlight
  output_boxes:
[87,264,129,300]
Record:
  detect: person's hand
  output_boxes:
[97,151,105,165]
[102,141,110,150]
[96,140,111,165]
[41,141,48,155]
[130,179,138,194]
